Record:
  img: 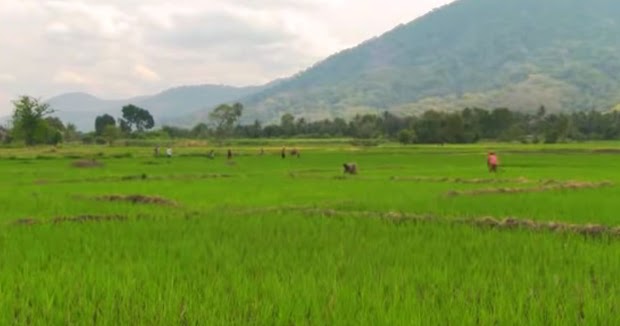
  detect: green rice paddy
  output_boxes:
[1,142,619,324]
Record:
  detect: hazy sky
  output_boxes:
[0,0,454,115]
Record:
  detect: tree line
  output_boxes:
[93,104,155,144]
[2,96,79,145]
[0,96,156,145]
[163,105,620,145]
[5,95,620,146]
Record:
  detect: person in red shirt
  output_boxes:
[487,152,499,173]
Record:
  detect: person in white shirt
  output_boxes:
[166,148,173,158]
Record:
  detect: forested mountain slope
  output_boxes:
[237,0,620,122]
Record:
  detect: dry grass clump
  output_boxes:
[446,181,613,197]
[95,194,176,206]
[71,159,104,168]
[52,215,127,224]
[471,217,614,237]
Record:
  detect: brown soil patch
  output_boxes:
[72,159,104,168]
[95,194,176,206]
[445,181,613,197]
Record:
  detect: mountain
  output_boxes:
[226,0,620,122]
[47,85,263,131]
[48,0,620,129]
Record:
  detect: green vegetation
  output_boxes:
[169,107,620,144]
[1,142,619,323]
[11,95,620,150]
[10,96,63,146]
[5,98,160,147]
[94,114,116,136]
[209,102,244,140]
[7,1,620,322]
[120,104,155,133]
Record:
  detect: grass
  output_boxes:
[1,141,619,324]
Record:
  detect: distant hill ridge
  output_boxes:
[48,0,620,129]
[233,0,620,122]
[46,84,263,131]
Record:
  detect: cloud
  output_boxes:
[0,90,12,117]
[145,9,317,77]
[133,64,161,82]
[152,12,294,49]
[0,0,455,112]
[0,74,16,83]
[43,1,135,39]
[53,70,89,85]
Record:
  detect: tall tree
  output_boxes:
[209,103,243,139]
[191,123,210,139]
[441,113,467,143]
[414,111,443,143]
[398,129,417,144]
[94,114,116,136]
[102,125,121,145]
[44,117,65,132]
[249,120,263,138]
[280,113,295,136]
[382,111,406,139]
[121,104,154,132]
[11,96,55,145]
[118,119,132,134]
[64,123,80,142]
[42,117,65,145]
[350,114,382,139]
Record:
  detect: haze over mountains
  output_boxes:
[46,85,263,131]
[46,0,620,130]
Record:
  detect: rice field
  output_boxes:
[1,142,619,324]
